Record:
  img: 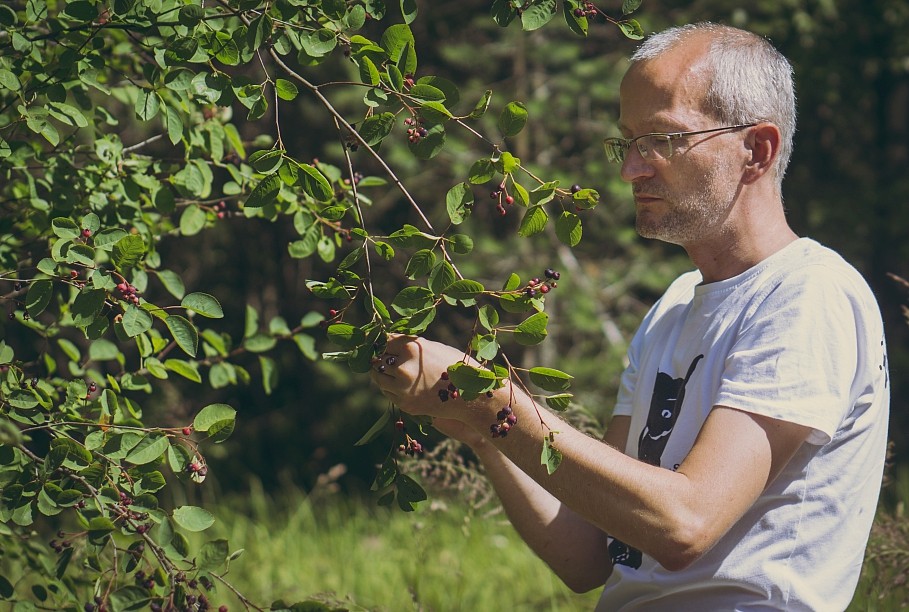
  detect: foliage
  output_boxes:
[0,0,647,608]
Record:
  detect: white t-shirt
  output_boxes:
[597,238,890,611]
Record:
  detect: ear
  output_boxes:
[742,123,780,185]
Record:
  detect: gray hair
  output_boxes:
[631,23,796,190]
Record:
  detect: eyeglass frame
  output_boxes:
[603,123,759,163]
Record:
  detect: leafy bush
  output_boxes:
[0,0,645,608]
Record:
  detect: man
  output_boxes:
[371,22,889,610]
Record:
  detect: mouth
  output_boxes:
[633,193,663,204]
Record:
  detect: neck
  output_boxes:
[684,189,798,284]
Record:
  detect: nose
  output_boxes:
[620,145,655,183]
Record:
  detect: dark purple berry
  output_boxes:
[570,184,582,193]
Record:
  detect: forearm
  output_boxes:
[469,438,613,592]
[460,385,706,570]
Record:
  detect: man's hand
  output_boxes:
[368,334,483,423]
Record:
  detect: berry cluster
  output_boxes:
[404,116,428,143]
[49,535,72,554]
[395,417,424,456]
[437,370,460,401]
[490,405,518,438]
[213,200,230,219]
[572,2,598,18]
[187,459,208,482]
[116,281,141,305]
[523,268,561,297]
[343,171,364,186]
[489,182,515,216]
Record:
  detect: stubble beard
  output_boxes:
[634,168,738,245]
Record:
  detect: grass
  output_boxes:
[198,480,600,611]
[192,468,909,611]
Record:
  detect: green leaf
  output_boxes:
[400,0,417,24]
[26,279,53,318]
[359,112,395,146]
[164,359,202,382]
[469,89,492,119]
[392,286,434,315]
[404,249,436,279]
[622,0,642,14]
[355,410,391,446]
[518,205,549,237]
[380,24,417,75]
[448,234,474,254]
[111,235,145,271]
[179,205,206,236]
[498,101,528,137]
[529,367,573,391]
[428,260,456,295]
[298,163,333,202]
[545,393,573,411]
[51,218,80,240]
[194,403,236,433]
[395,473,427,512]
[135,90,160,121]
[199,539,229,569]
[157,270,186,299]
[618,19,644,40]
[327,323,366,349]
[468,158,496,184]
[478,305,500,330]
[446,182,473,225]
[181,293,223,318]
[447,362,497,394]
[555,211,583,246]
[514,311,549,345]
[165,315,198,357]
[121,306,153,337]
[443,279,485,301]
[542,436,562,474]
[275,78,298,101]
[72,289,106,328]
[521,0,557,30]
[126,435,170,465]
[245,174,281,210]
[172,506,215,532]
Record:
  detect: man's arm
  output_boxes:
[432,415,631,592]
[374,336,812,571]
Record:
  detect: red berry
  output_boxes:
[395,418,405,430]
[505,195,514,205]
[182,427,192,435]
[540,284,550,294]
[440,371,449,380]
[82,228,92,237]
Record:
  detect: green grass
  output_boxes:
[193,472,909,611]
[198,482,601,611]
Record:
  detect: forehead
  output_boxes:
[618,38,713,132]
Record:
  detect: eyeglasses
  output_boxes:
[603,123,758,163]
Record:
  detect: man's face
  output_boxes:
[617,43,747,246]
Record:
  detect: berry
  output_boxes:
[70,270,79,279]
[182,426,192,436]
[570,184,582,193]
[220,606,229,612]
[440,371,449,380]
[395,418,405,430]
[82,228,92,237]
[505,195,514,205]
[540,284,550,294]
[506,413,518,425]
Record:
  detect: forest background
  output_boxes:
[1,0,908,609]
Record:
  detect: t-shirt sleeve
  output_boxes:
[714,266,860,445]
